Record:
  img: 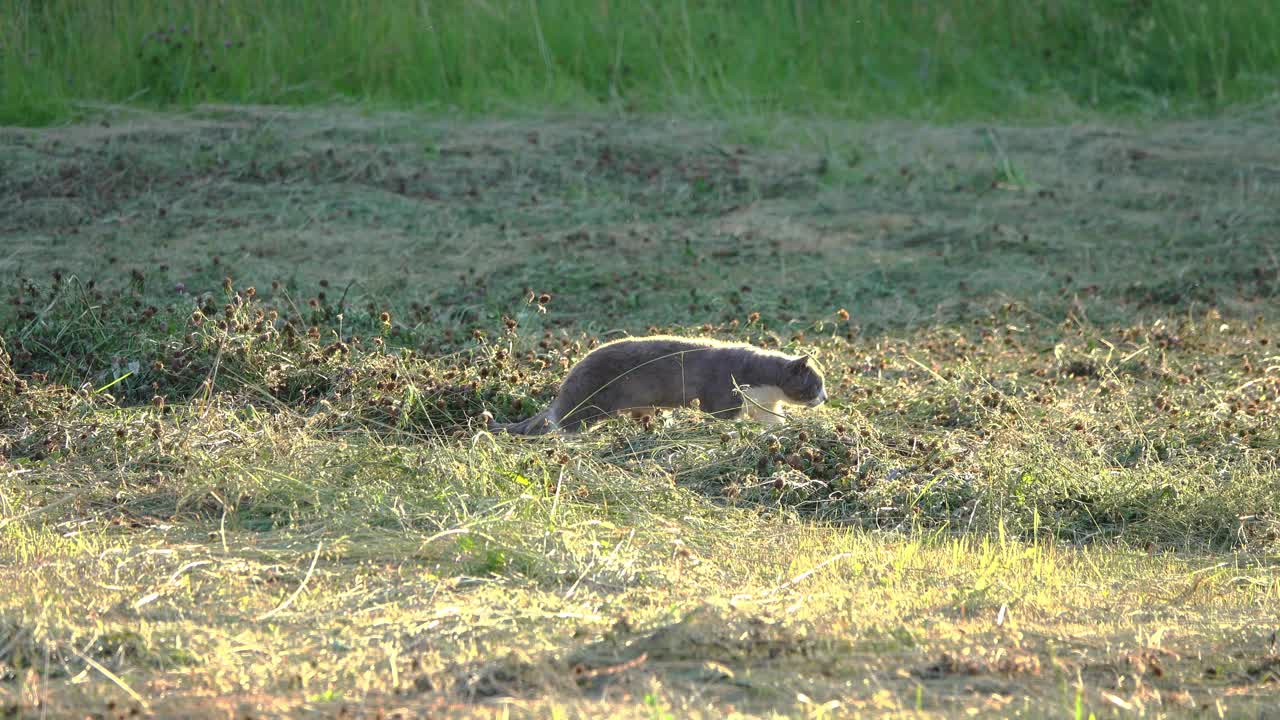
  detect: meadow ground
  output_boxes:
[2,103,1279,717]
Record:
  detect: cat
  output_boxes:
[490,336,826,434]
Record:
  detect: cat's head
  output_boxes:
[780,355,826,407]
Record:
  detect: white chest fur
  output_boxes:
[738,384,788,425]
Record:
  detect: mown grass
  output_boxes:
[2,105,1279,716]
[4,0,1280,126]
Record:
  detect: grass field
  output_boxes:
[5,1,1280,125]
[2,102,1278,717]
[4,2,1280,718]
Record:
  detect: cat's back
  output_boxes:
[585,335,725,369]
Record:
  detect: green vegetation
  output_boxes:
[3,3,1280,716]
[4,0,1280,125]
[2,104,1278,716]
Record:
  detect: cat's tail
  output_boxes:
[488,407,556,435]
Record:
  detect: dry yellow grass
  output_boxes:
[2,105,1278,717]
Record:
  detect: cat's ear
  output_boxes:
[789,356,810,373]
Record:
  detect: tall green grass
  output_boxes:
[3,0,1280,125]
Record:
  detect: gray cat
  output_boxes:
[490,336,827,435]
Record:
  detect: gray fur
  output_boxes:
[489,336,827,435]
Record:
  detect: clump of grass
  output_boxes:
[3,274,553,438]
[5,0,1280,125]
[5,268,1278,551]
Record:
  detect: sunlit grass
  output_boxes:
[2,104,1279,716]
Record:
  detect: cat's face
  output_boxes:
[780,356,827,407]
